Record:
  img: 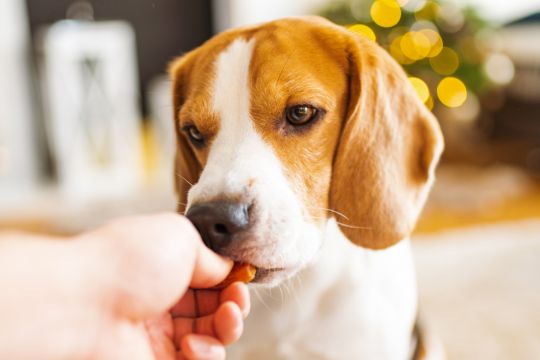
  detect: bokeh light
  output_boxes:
[390,35,415,64]
[402,0,428,12]
[484,53,515,85]
[414,1,439,20]
[435,2,465,33]
[396,0,411,6]
[410,20,438,32]
[409,76,430,103]
[425,94,434,110]
[349,24,377,41]
[320,0,505,112]
[437,77,467,107]
[429,47,459,75]
[401,31,431,60]
[420,29,443,57]
[371,0,402,28]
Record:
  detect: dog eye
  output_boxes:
[182,125,205,146]
[286,105,318,126]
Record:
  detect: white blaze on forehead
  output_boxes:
[191,38,262,201]
[188,37,288,202]
[212,38,254,119]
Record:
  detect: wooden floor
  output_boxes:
[416,184,540,234]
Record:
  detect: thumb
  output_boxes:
[82,213,231,320]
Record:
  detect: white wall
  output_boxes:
[212,0,329,33]
[0,0,39,197]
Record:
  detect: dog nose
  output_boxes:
[186,202,250,252]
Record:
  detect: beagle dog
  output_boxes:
[170,16,444,360]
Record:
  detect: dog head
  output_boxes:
[170,16,443,287]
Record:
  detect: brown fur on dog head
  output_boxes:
[169,16,443,251]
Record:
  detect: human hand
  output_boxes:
[0,213,250,360]
[148,282,250,360]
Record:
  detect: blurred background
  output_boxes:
[1,0,539,358]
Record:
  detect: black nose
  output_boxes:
[186,202,250,253]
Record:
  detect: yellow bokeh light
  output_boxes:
[437,77,467,107]
[400,31,430,60]
[390,35,415,64]
[429,47,459,75]
[409,76,430,103]
[425,94,434,110]
[349,24,377,41]
[419,29,443,57]
[415,1,439,21]
[371,0,401,28]
[408,76,430,103]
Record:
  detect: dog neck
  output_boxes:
[231,219,418,360]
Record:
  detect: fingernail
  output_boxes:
[189,337,220,356]
[230,304,244,336]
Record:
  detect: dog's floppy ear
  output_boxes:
[330,34,444,250]
[169,55,201,214]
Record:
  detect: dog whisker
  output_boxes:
[304,205,350,220]
[282,282,290,305]
[253,288,272,312]
[309,215,372,230]
[286,281,296,305]
[333,221,372,230]
[289,277,302,309]
[175,172,193,186]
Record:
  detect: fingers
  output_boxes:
[190,241,233,289]
[171,289,220,318]
[171,282,250,318]
[174,301,244,346]
[80,213,232,320]
[222,282,250,318]
[178,335,225,360]
[171,283,250,358]
[213,301,244,345]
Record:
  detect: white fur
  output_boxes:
[187,39,418,359]
[229,220,417,360]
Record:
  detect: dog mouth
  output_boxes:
[252,266,288,283]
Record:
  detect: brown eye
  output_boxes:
[286,105,318,125]
[183,125,205,146]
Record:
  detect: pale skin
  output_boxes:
[0,213,250,360]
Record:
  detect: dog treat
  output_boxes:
[211,262,256,289]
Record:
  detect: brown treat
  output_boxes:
[211,262,257,289]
